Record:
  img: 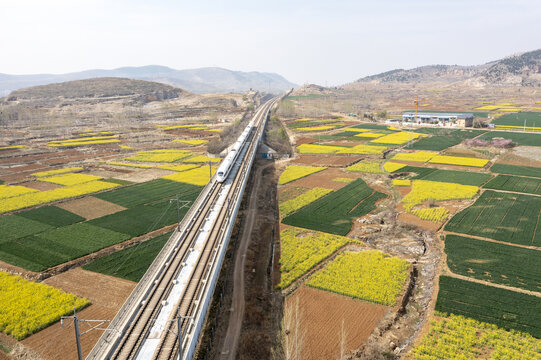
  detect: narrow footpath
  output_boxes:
[219,163,269,360]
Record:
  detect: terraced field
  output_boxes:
[484,174,541,195]
[445,190,541,246]
[445,234,541,292]
[435,276,541,337]
[282,178,386,235]
[395,165,492,186]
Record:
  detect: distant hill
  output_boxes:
[8,77,184,102]
[0,66,297,96]
[354,48,541,87]
[3,78,189,105]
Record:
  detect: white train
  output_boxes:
[216,121,255,183]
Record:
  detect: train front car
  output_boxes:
[215,121,255,183]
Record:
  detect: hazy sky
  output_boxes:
[1,0,540,85]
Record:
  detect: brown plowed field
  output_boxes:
[285,167,360,190]
[113,168,174,183]
[292,155,362,167]
[57,196,126,220]
[22,268,135,360]
[22,181,63,191]
[295,137,316,145]
[284,286,387,360]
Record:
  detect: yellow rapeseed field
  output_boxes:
[412,313,541,359]
[332,177,354,183]
[119,145,133,149]
[0,145,26,150]
[392,151,439,162]
[0,185,38,199]
[384,162,407,172]
[0,272,89,340]
[173,139,209,146]
[124,149,192,163]
[0,180,119,214]
[346,160,383,173]
[279,187,332,217]
[428,155,489,167]
[307,250,410,306]
[162,166,216,186]
[392,179,411,186]
[297,144,348,154]
[48,139,121,147]
[38,173,103,186]
[183,155,221,163]
[296,125,336,132]
[401,180,479,211]
[279,227,360,288]
[336,144,387,155]
[371,131,423,145]
[278,165,327,185]
[48,135,119,147]
[411,207,449,222]
[32,167,83,177]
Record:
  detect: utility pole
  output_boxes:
[61,312,111,360]
[208,160,212,180]
[169,315,193,360]
[170,197,191,231]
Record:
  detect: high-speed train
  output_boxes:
[216,121,255,183]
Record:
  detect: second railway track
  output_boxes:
[87,97,280,360]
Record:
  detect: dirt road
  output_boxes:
[219,163,269,359]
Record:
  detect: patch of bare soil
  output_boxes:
[323,140,367,147]
[112,168,174,183]
[513,146,541,163]
[286,167,359,190]
[21,181,63,191]
[85,169,130,178]
[497,148,541,167]
[292,155,362,167]
[278,185,309,203]
[57,196,126,220]
[21,268,136,360]
[284,286,388,360]
[397,213,442,232]
[294,137,316,145]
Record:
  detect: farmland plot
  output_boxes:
[435,276,541,337]
[484,174,541,195]
[83,232,172,282]
[94,179,201,208]
[282,178,386,235]
[409,129,485,151]
[445,190,541,246]
[0,224,131,271]
[395,166,492,186]
[0,272,89,339]
[278,227,359,288]
[445,234,541,292]
[307,250,409,306]
[490,163,541,178]
[412,313,541,359]
[478,131,541,147]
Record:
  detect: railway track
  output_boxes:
[87,97,279,360]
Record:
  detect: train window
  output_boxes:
[218,172,223,176]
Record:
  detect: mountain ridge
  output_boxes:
[0,66,297,96]
[354,49,541,87]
